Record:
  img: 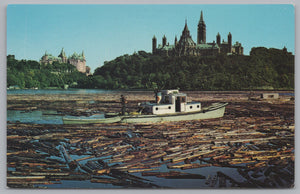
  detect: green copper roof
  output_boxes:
[157,44,175,50]
[196,43,219,49]
[69,52,85,60]
[41,49,85,62]
[162,45,175,50]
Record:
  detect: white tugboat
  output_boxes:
[63,89,228,124]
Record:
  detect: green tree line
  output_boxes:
[7,46,294,90]
[7,55,90,89]
[92,47,294,90]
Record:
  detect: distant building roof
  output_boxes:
[233,41,242,47]
[157,45,175,51]
[69,52,85,61]
[177,21,196,47]
[196,43,219,49]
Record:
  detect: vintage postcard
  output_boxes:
[7,4,294,188]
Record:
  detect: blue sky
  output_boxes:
[7,4,295,72]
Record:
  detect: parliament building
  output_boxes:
[152,11,243,57]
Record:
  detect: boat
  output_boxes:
[62,89,228,124]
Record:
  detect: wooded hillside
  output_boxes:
[93,47,294,90]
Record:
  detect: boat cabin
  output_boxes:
[140,90,201,115]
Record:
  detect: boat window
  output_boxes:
[164,95,169,103]
[190,106,193,109]
[168,106,171,109]
[181,97,186,102]
[197,105,200,108]
[155,107,158,111]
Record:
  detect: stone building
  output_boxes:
[40,48,90,74]
[152,11,244,57]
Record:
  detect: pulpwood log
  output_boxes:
[167,163,212,169]
[128,168,159,173]
[7,176,46,180]
[59,144,78,170]
[90,178,124,184]
[142,171,205,179]
[7,181,56,185]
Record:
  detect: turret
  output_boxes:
[162,35,167,47]
[81,50,85,60]
[182,19,192,38]
[152,35,157,54]
[216,33,221,46]
[58,48,67,63]
[283,46,287,53]
[178,19,196,53]
[228,32,232,53]
[44,51,48,60]
[197,10,206,44]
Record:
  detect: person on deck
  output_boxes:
[120,95,127,115]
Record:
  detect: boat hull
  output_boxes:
[62,103,227,124]
[121,103,227,123]
[63,115,122,124]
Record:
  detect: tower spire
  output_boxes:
[197,10,206,44]
[152,35,157,54]
[216,32,221,46]
[200,10,204,23]
[162,35,167,47]
[183,19,189,32]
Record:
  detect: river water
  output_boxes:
[7,89,116,95]
[7,88,294,96]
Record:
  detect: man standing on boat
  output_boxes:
[120,95,127,115]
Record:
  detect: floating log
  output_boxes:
[7,181,55,185]
[142,171,205,179]
[7,175,46,179]
[167,163,212,170]
[96,169,110,174]
[59,144,78,170]
[128,168,159,173]
[90,178,124,184]
[49,174,90,181]
[149,152,166,159]
[75,155,95,162]
[162,152,183,161]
